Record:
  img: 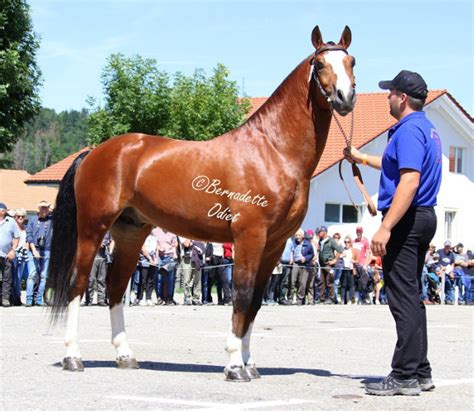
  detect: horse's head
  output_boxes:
[310,25,356,116]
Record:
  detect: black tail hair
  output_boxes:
[47,151,90,323]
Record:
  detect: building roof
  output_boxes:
[0,169,58,213]
[25,147,90,184]
[25,90,471,184]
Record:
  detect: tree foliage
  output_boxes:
[0,0,42,152]
[87,54,249,146]
[6,107,88,173]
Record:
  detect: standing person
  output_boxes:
[353,226,372,304]
[201,242,214,304]
[344,70,441,395]
[189,240,206,305]
[136,233,157,306]
[12,208,29,306]
[436,240,456,304]
[221,242,234,304]
[304,230,318,305]
[332,232,344,304]
[340,236,357,305]
[278,237,294,305]
[25,201,53,306]
[0,203,20,307]
[317,226,343,304]
[289,229,314,305]
[84,232,114,306]
[153,227,179,305]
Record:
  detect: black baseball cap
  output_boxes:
[379,70,428,99]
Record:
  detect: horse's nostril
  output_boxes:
[337,90,344,102]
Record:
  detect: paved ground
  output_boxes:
[1,303,473,410]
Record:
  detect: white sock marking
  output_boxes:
[64,295,81,358]
[110,303,134,357]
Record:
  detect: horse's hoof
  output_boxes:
[116,355,140,369]
[62,357,84,372]
[245,364,261,379]
[224,366,251,382]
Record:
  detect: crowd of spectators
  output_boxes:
[1,201,473,308]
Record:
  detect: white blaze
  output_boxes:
[324,50,352,100]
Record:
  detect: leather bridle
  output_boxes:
[310,46,377,217]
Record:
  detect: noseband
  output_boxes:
[309,45,377,217]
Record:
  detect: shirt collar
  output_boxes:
[389,111,426,136]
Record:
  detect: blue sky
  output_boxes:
[31,0,473,114]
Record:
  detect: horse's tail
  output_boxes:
[47,150,90,323]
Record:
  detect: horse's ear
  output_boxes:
[311,26,324,50]
[338,25,352,49]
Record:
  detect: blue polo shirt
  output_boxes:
[378,111,442,211]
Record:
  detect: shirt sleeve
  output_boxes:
[395,125,425,172]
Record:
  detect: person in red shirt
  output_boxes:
[353,226,371,267]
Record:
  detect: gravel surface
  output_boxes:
[1,303,473,410]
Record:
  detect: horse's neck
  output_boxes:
[245,56,332,179]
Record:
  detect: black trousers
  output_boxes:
[383,206,436,380]
[137,265,156,301]
[0,257,13,302]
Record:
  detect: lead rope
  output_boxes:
[331,106,378,217]
[331,108,360,212]
[312,60,377,217]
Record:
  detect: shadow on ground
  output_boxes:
[52,360,382,381]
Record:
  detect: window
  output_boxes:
[324,203,360,223]
[445,211,456,240]
[449,147,464,173]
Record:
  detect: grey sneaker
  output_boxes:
[365,375,421,396]
[418,377,435,391]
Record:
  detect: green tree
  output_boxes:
[164,64,250,141]
[87,54,171,146]
[87,55,249,146]
[7,107,88,173]
[0,0,42,152]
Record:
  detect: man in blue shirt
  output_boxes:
[26,200,53,306]
[344,70,441,396]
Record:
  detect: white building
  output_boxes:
[302,91,473,250]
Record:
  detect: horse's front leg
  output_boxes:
[225,240,286,382]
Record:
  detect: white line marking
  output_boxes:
[434,378,474,387]
[107,395,317,410]
[48,339,151,344]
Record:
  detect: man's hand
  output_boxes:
[7,249,15,261]
[33,250,41,259]
[300,256,305,263]
[370,225,391,256]
[343,146,363,164]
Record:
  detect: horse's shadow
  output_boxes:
[52,360,381,382]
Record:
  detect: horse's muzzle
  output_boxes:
[332,89,356,116]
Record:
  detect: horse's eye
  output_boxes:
[351,57,356,68]
[315,61,324,71]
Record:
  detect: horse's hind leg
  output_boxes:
[63,233,105,371]
[108,222,151,369]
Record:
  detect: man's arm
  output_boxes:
[343,147,382,170]
[371,169,420,256]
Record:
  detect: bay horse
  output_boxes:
[47,25,356,381]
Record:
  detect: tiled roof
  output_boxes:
[0,169,58,213]
[312,90,447,177]
[25,147,90,183]
[25,90,470,184]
